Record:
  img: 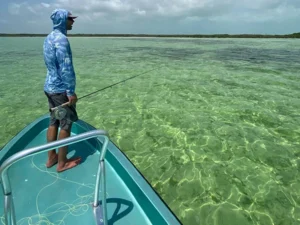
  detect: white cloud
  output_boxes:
[8,0,300,22]
[47,0,232,19]
[4,0,300,34]
[27,6,37,14]
[41,3,51,8]
[209,3,300,23]
[8,3,22,15]
[135,9,146,16]
[41,0,299,22]
[236,0,282,10]
[8,2,54,17]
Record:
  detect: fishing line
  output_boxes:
[51,65,165,120]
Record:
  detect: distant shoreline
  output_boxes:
[1,33,300,38]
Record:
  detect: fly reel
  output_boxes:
[50,102,70,120]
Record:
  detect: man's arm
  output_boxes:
[55,36,76,97]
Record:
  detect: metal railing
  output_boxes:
[0,130,110,225]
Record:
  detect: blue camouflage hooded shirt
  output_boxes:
[43,9,76,97]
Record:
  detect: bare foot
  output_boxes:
[56,157,81,173]
[46,154,58,168]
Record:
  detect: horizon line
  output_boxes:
[0,32,299,35]
[1,33,300,38]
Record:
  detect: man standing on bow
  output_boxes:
[43,8,81,172]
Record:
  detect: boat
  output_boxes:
[0,114,182,225]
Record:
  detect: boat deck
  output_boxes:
[1,129,148,224]
[0,116,181,225]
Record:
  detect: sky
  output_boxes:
[0,0,299,34]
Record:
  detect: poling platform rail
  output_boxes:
[0,130,110,225]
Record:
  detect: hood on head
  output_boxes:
[50,9,70,35]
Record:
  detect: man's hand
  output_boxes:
[68,93,78,105]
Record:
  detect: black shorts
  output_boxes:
[45,91,78,131]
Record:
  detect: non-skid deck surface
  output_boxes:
[0,129,151,225]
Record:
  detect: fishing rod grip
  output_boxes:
[61,102,71,107]
[50,102,70,111]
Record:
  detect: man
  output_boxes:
[43,8,81,172]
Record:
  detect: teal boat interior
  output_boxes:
[0,114,182,225]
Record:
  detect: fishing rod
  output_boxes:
[78,66,164,100]
[51,65,164,119]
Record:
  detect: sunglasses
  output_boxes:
[67,17,74,21]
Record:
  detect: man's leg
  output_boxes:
[45,90,60,168]
[56,121,81,173]
[45,91,80,172]
[46,124,59,168]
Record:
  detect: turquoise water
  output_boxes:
[1,37,300,225]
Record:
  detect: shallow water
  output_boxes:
[0,37,300,225]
